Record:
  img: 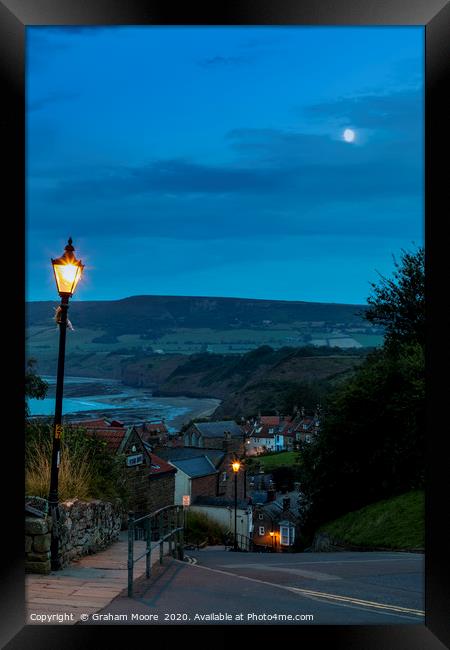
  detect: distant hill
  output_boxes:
[26,296,383,394]
[26,294,378,418]
[27,294,368,334]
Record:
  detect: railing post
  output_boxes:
[168,509,173,557]
[179,506,185,560]
[175,507,179,558]
[145,516,151,579]
[127,511,135,598]
[159,512,164,564]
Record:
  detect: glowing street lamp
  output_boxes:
[269,530,275,551]
[51,237,84,297]
[48,238,84,570]
[232,460,241,552]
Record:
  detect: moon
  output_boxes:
[343,128,356,143]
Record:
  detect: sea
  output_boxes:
[27,375,221,433]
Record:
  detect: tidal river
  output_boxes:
[28,376,221,432]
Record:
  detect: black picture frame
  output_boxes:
[2,1,449,648]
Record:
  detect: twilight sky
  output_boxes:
[26,26,424,304]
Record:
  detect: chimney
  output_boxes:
[222,430,232,451]
[267,488,276,502]
[282,497,290,512]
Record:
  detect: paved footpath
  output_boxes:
[26,531,169,625]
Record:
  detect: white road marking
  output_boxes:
[217,564,340,581]
[174,560,424,620]
[222,557,422,568]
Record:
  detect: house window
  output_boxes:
[280,525,295,546]
[258,513,264,520]
[259,526,265,536]
[303,424,308,430]
[305,435,311,443]
[126,454,144,467]
[221,472,228,481]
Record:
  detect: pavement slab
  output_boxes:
[26,531,171,625]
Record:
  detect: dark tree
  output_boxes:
[25,359,48,416]
[364,247,425,348]
[298,247,425,542]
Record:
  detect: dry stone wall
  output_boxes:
[25,499,123,574]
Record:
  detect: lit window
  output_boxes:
[280,525,295,546]
[126,454,144,467]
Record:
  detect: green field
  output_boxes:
[351,333,384,347]
[318,490,424,550]
[248,451,299,471]
[27,321,381,360]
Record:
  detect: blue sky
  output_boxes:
[26,26,424,304]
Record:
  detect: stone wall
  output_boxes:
[25,499,123,574]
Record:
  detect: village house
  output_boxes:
[248,415,291,454]
[67,419,176,518]
[251,492,300,552]
[154,445,247,501]
[183,420,245,454]
[168,455,218,505]
[248,410,321,454]
[134,420,169,447]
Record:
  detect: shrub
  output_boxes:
[185,511,227,545]
[25,419,129,505]
[25,437,94,501]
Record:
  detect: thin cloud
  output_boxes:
[303,88,422,132]
[28,91,80,113]
[197,55,250,68]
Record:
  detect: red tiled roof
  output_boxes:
[149,452,177,476]
[87,428,127,453]
[70,418,112,429]
[260,416,281,426]
[147,421,168,432]
[135,421,168,441]
[66,419,127,453]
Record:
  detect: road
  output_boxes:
[79,548,424,625]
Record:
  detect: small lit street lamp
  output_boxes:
[48,238,84,570]
[269,530,275,552]
[231,460,241,551]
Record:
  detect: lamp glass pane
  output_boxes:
[54,263,82,295]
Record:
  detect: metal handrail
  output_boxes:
[127,504,185,597]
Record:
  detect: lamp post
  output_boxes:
[48,238,84,570]
[269,530,275,552]
[231,460,241,551]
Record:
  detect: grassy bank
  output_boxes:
[247,451,299,471]
[318,490,424,550]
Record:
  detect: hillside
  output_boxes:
[316,491,424,551]
[123,345,365,417]
[26,295,383,374]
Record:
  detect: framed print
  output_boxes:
[2,0,449,648]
